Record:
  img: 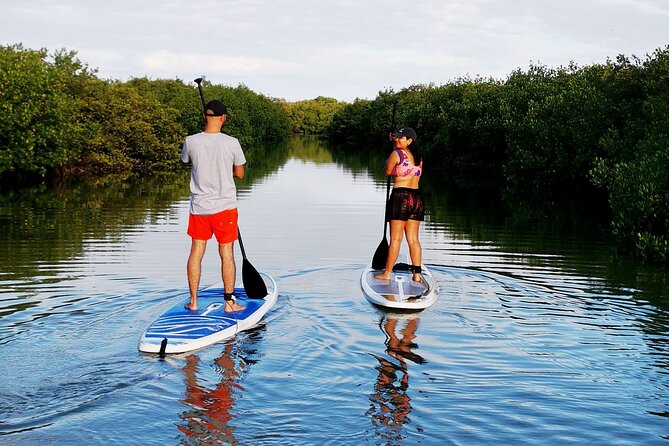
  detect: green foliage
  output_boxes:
[79,80,184,172]
[590,47,669,262]
[330,45,669,262]
[0,44,94,176]
[284,96,346,135]
[201,82,290,149]
[0,45,289,179]
[127,77,203,136]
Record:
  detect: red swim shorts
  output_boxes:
[188,208,238,244]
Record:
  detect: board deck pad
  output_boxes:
[139,274,277,354]
[361,258,438,310]
[364,270,427,301]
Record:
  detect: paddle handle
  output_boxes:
[194,77,206,109]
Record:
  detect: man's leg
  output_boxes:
[220,241,236,293]
[186,239,207,311]
[219,241,244,312]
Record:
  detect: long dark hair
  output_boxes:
[409,141,422,165]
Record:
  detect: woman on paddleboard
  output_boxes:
[375,127,424,282]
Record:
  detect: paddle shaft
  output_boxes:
[195,78,247,257]
[371,100,398,269]
[194,77,249,256]
[383,175,390,233]
[192,77,267,298]
[383,100,398,228]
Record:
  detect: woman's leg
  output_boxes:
[376,220,406,279]
[405,219,422,281]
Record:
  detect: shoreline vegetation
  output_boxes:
[1,43,668,263]
[0,44,291,181]
[329,45,669,264]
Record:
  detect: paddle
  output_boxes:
[193,77,268,298]
[371,176,391,269]
[371,101,397,269]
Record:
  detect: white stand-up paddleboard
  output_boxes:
[361,255,437,310]
[138,272,277,354]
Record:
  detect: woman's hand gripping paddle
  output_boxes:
[194,77,268,298]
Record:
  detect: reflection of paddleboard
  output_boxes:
[138,273,277,354]
[361,256,437,310]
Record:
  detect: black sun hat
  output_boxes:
[391,127,417,141]
[204,99,228,116]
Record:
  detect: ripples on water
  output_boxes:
[1,148,668,445]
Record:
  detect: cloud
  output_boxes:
[0,0,666,101]
[141,50,305,77]
[592,0,669,17]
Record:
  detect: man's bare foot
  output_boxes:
[184,303,198,311]
[225,300,245,312]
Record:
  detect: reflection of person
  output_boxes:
[181,100,246,312]
[375,127,424,282]
[368,315,425,441]
[178,344,240,443]
[383,316,425,366]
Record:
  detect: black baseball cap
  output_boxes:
[204,100,227,116]
[392,127,417,141]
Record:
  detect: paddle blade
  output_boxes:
[242,258,268,299]
[371,238,389,270]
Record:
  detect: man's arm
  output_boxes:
[233,164,245,179]
[181,141,190,163]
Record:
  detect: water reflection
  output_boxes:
[0,172,189,279]
[178,331,263,445]
[367,313,425,444]
[179,345,239,444]
[287,135,334,163]
[1,136,668,445]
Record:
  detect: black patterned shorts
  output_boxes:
[386,188,424,221]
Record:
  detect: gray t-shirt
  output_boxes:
[181,132,247,215]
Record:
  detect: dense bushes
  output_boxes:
[330,46,669,262]
[4,42,668,262]
[282,96,346,135]
[590,50,669,262]
[0,45,92,176]
[0,44,289,178]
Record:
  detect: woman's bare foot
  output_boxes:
[412,273,422,282]
[375,273,391,280]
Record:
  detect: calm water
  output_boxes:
[1,137,668,445]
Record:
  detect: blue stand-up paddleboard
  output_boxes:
[138,272,277,354]
[361,255,437,310]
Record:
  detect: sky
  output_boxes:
[1,0,667,102]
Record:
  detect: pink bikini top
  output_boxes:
[391,149,422,177]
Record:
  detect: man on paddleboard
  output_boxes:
[181,99,246,312]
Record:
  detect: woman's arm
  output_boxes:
[383,150,400,176]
